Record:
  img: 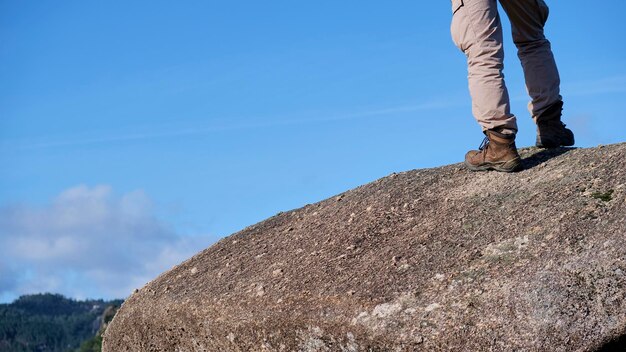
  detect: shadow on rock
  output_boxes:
[597,334,626,352]
[520,147,575,170]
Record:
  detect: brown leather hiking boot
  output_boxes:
[535,101,575,148]
[465,130,522,172]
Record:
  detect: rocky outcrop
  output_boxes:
[103,143,626,351]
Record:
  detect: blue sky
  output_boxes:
[1,1,625,302]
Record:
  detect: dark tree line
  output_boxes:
[0,293,122,352]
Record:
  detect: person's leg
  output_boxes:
[450,0,521,172]
[499,0,574,147]
[450,0,518,133]
[498,0,559,120]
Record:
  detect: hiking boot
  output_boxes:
[535,101,575,148]
[465,129,522,172]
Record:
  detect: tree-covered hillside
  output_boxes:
[0,293,122,352]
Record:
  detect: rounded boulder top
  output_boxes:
[103,143,626,351]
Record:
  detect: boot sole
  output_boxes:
[536,139,575,148]
[536,130,575,148]
[465,157,522,173]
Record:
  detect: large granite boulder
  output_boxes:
[103,143,626,351]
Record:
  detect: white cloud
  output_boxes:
[0,185,213,302]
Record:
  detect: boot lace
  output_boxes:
[478,136,490,151]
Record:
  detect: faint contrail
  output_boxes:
[6,99,465,151]
[511,74,626,102]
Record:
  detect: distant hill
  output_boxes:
[0,293,122,352]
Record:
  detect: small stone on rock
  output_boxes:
[425,303,441,312]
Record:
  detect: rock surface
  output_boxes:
[103,144,626,352]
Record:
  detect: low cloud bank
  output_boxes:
[0,185,212,302]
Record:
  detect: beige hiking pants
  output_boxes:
[451,0,562,132]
